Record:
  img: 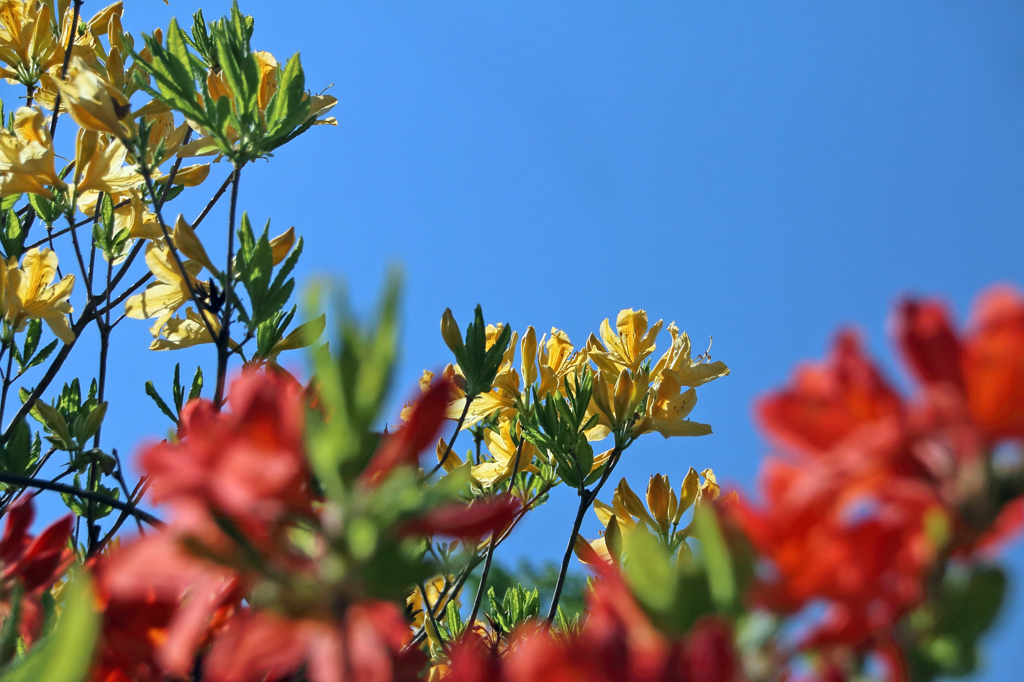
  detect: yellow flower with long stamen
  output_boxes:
[5,248,75,343]
[651,323,730,388]
[0,106,63,197]
[124,241,205,336]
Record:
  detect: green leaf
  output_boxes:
[0,581,23,665]
[694,505,735,610]
[189,366,204,401]
[25,340,57,371]
[623,527,675,613]
[0,573,98,682]
[145,381,178,424]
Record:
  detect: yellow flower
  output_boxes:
[77,189,160,240]
[590,367,649,432]
[537,328,579,397]
[407,577,453,631]
[651,323,730,388]
[634,374,710,439]
[588,308,663,374]
[0,0,62,86]
[149,308,220,351]
[124,241,204,336]
[5,248,74,343]
[471,418,538,487]
[72,128,139,196]
[646,474,677,530]
[55,56,131,138]
[0,106,63,197]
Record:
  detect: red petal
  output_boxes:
[362,377,452,486]
[400,495,521,539]
[0,498,34,566]
[893,299,964,389]
[17,514,73,592]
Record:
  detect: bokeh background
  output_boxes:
[28,1,1024,679]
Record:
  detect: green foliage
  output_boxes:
[521,370,598,490]
[0,420,40,481]
[487,584,540,633]
[447,305,512,396]
[13,320,59,373]
[304,273,401,502]
[0,208,25,260]
[906,565,1007,681]
[233,214,301,331]
[133,2,313,163]
[27,380,105,452]
[0,573,98,682]
[91,194,131,261]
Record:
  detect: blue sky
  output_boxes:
[18,1,1024,679]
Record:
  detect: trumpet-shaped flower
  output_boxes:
[55,55,131,138]
[588,309,663,374]
[72,128,140,196]
[5,247,75,343]
[149,308,223,351]
[471,418,539,487]
[0,106,63,197]
[0,0,63,86]
[651,323,730,388]
[125,241,205,336]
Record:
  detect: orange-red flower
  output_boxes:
[142,369,313,535]
[756,330,903,458]
[202,603,424,682]
[446,568,739,682]
[0,499,73,648]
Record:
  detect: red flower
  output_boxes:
[92,530,241,681]
[897,286,1024,445]
[756,330,903,457]
[447,569,740,682]
[0,499,73,648]
[142,369,313,531]
[201,602,424,682]
[361,377,451,487]
[400,495,522,539]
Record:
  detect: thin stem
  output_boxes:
[48,0,83,139]
[214,164,242,408]
[419,581,447,652]
[138,162,218,342]
[428,396,474,477]
[0,472,163,527]
[468,535,497,628]
[66,212,94,300]
[103,172,233,310]
[0,343,14,428]
[545,446,623,624]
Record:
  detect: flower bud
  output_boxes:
[615,478,655,528]
[646,474,671,528]
[612,369,633,426]
[675,467,700,523]
[269,226,296,265]
[172,214,218,274]
[440,308,464,355]
[521,325,538,387]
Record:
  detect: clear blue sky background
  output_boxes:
[23,1,1024,679]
